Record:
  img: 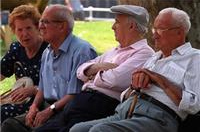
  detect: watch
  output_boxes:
[50,104,56,113]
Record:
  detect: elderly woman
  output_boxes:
[0,5,48,122]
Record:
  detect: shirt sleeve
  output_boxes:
[38,49,47,92]
[77,54,106,82]
[67,47,97,94]
[93,49,154,92]
[179,57,200,114]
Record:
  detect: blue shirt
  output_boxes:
[39,33,97,100]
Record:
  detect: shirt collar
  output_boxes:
[116,39,148,50]
[172,42,192,55]
[154,42,192,59]
[58,33,73,53]
[47,33,73,53]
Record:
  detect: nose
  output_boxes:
[21,29,28,36]
[112,23,116,30]
[152,31,159,41]
[39,21,45,29]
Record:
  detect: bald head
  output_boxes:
[44,4,74,31]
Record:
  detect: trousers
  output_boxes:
[35,91,120,132]
[70,96,179,132]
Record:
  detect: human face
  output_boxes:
[112,14,129,47]
[153,13,181,52]
[39,9,64,43]
[14,18,40,48]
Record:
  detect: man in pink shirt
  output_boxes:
[34,5,155,132]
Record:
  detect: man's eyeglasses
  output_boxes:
[152,27,180,35]
[39,19,65,25]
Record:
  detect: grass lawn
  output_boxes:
[0,21,117,94]
[74,21,117,54]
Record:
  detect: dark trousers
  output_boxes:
[1,100,56,132]
[178,111,200,132]
[35,91,120,132]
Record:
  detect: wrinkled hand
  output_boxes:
[10,86,37,102]
[25,104,39,127]
[137,69,182,105]
[132,69,151,90]
[139,69,169,89]
[132,69,168,90]
[33,108,53,127]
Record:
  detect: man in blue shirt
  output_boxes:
[1,4,97,132]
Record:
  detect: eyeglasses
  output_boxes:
[39,19,65,25]
[152,27,180,35]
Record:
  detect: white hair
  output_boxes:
[159,7,191,34]
[48,4,74,31]
[128,16,148,34]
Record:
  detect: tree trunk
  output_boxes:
[119,0,200,49]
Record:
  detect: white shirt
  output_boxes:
[136,42,200,119]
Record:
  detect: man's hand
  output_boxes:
[25,104,39,127]
[136,69,168,89]
[132,69,151,89]
[85,62,118,78]
[32,107,54,127]
[10,86,37,102]
[132,69,182,105]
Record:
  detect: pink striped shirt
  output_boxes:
[77,39,155,100]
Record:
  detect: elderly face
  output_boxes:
[14,18,40,48]
[112,14,130,47]
[39,7,64,43]
[153,13,182,53]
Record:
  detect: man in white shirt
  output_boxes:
[70,7,200,132]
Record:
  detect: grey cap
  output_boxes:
[111,5,149,27]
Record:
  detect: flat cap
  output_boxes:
[111,5,149,27]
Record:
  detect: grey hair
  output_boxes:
[128,16,148,34]
[159,7,191,34]
[48,4,74,31]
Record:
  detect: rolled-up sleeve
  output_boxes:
[179,60,200,114]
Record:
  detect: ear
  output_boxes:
[129,21,137,32]
[58,22,66,31]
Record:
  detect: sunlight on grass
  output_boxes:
[74,21,117,54]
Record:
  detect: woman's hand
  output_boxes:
[10,86,37,102]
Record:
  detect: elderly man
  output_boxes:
[32,5,154,132]
[1,4,97,132]
[69,7,200,132]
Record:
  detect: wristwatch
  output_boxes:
[50,103,56,113]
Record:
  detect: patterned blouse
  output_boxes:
[1,41,48,85]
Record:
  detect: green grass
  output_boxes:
[74,21,117,54]
[0,21,117,94]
